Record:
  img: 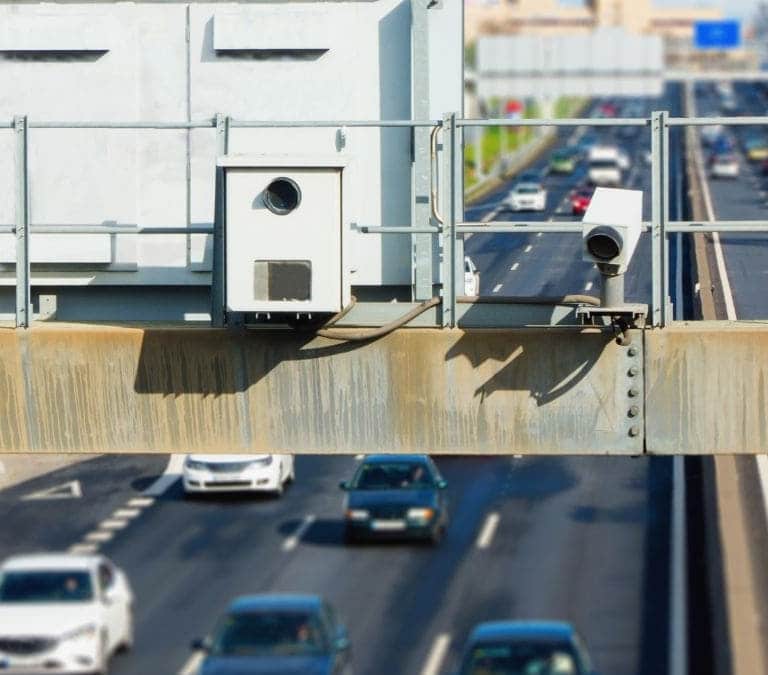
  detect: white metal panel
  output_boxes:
[225,167,342,313]
[214,10,333,51]
[0,13,115,52]
[0,234,111,263]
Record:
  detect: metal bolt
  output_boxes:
[629,425,640,437]
[628,366,639,377]
[628,405,640,418]
[628,346,638,357]
[628,387,639,398]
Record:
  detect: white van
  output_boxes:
[588,146,623,187]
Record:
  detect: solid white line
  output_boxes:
[492,283,503,293]
[510,263,519,271]
[143,454,185,497]
[476,512,500,550]
[757,456,768,539]
[669,456,688,675]
[282,515,316,552]
[584,281,593,292]
[420,633,451,675]
[523,244,533,253]
[178,651,205,675]
[689,94,737,321]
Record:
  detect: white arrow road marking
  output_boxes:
[22,480,82,501]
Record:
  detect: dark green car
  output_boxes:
[549,150,577,174]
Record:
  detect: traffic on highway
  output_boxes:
[2,78,768,675]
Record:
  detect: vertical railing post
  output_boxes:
[211,113,229,328]
[651,110,669,327]
[441,114,458,327]
[14,115,30,329]
[411,0,434,301]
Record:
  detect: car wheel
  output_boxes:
[119,608,134,653]
[93,633,109,675]
[344,527,359,546]
[274,480,284,498]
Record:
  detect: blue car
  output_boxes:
[192,595,352,675]
[340,454,449,544]
[457,621,596,675]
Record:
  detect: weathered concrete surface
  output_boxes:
[646,322,768,454]
[0,324,642,454]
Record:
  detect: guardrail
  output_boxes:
[4,112,768,328]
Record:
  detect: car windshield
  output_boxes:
[589,159,618,169]
[515,186,540,195]
[210,611,327,658]
[352,461,435,490]
[0,570,94,603]
[460,641,581,675]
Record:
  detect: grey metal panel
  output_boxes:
[14,116,29,328]
[646,324,768,454]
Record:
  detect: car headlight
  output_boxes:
[185,458,208,471]
[346,509,370,521]
[407,508,434,521]
[250,456,274,468]
[60,623,98,641]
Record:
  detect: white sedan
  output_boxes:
[0,553,133,674]
[709,154,740,178]
[182,454,295,496]
[504,182,547,212]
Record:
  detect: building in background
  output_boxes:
[465,0,755,71]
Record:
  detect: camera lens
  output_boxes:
[587,226,622,261]
[264,177,301,215]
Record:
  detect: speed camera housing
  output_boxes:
[582,188,643,274]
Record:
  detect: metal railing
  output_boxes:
[4,111,768,328]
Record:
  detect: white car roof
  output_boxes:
[1,553,101,572]
[187,454,272,462]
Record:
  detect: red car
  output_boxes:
[570,185,595,215]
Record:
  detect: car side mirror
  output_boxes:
[191,637,211,652]
[436,479,448,489]
[339,481,350,491]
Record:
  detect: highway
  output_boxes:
[0,91,694,675]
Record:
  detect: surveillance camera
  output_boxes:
[582,187,643,274]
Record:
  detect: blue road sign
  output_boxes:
[694,20,741,50]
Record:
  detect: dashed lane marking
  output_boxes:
[98,518,129,531]
[492,284,503,293]
[113,508,141,519]
[510,263,519,271]
[476,512,501,550]
[283,515,316,552]
[68,543,98,555]
[523,245,533,253]
[585,281,594,292]
[420,633,451,675]
[127,497,155,508]
[85,530,114,543]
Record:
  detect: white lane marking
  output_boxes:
[482,207,502,223]
[178,652,205,675]
[113,508,141,519]
[537,231,543,237]
[143,454,185,497]
[510,263,519,271]
[99,518,129,531]
[523,244,533,253]
[492,283,503,293]
[127,497,155,508]
[68,543,98,555]
[420,633,451,675]
[584,281,593,292]
[757,456,768,539]
[689,102,737,321]
[476,512,500,550]
[85,530,114,543]
[22,480,82,501]
[355,454,364,460]
[282,515,316,552]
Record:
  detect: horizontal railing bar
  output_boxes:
[0,225,214,234]
[668,116,768,126]
[457,117,648,127]
[668,220,768,232]
[29,121,216,129]
[457,221,654,233]
[230,120,441,128]
[360,226,440,234]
